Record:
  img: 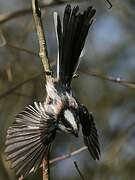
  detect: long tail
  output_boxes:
[54,4,96,85]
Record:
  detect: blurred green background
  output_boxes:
[0,0,135,179]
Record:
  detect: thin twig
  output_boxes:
[32,0,52,81]
[43,147,50,180]
[50,146,87,164]
[0,74,42,100]
[0,0,89,25]
[80,69,135,89]
[0,70,135,101]
[105,0,112,9]
[74,161,85,180]
[6,42,39,57]
[0,29,39,56]
[32,0,51,179]
[0,1,63,25]
[29,146,87,174]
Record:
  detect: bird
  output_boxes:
[5,4,100,177]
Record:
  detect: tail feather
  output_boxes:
[54,12,60,79]
[56,4,96,85]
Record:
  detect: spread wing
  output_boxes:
[79,105,100,160]
[5,102,56,177]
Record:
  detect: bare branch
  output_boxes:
[6,42,39,57]
[105,0,112,8]
[80,69,135,89]
[50,146,87,164]
[29,146,87,174]
[43,147,50,180]
[32,0,51,179]
[74,161,86,180]
[0,0,91,25]
[0,1,63,25]
[0,74,42,101]
[32,0,52,80]
[0,69,134,101]
[0,29,39,57]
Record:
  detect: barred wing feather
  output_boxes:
[5,102,56,177]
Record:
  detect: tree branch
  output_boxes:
[6,42,39,57]
[80,69,135,89]
[50,146,87,164]
[32,0,52,81]
[30,146,87,174]
[43,148,50,180]
[0,1,63,25]
[32,0,52,179]
[74,161,86,180]
[105,0,112,8]
[0,70,134,101]
[0,0,93,25]
[0,74,41,101]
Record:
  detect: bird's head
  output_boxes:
[58,107,79,137]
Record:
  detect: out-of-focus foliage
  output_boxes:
[0,0,135,180]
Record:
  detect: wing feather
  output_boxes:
[5,102,56,177]
[79,105,100,160]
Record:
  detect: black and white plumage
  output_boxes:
[78,105,100,160]
[5,102,56,176]
[55,5,96,85]
[5,4,100,177]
